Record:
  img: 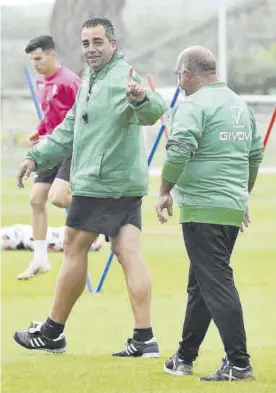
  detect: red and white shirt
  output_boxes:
[36,65,81,136]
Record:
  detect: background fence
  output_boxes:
[1,90,275,177]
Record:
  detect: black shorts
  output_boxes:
[34,157,71,184]
[66,196,142,238]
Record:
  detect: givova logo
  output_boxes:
[219,106,251,140]
[219,132,252,141]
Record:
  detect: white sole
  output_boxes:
[17,268,51,280]
[28,346,67,354]
[164,364,193,376]
[113,352,160,358]
[141,352,160,358]
[42,347,67,354]
[14,336,66,354]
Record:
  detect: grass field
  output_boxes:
[1,175,276,393]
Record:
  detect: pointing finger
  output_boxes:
[128,67,134,84]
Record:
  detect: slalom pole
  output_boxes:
[263,106,276,151]
[24,67,43,120]
[147,73,168,139]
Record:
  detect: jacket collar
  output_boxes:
[89,49,125,80]
[201,81,226,89]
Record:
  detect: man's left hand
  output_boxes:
[240,205,250,233]
[126,67,146,103]
[156,193,173,224]
[17,159,36,189]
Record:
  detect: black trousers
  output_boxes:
[179,222,250,367]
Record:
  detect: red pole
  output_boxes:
[263,106,276,151]
[147,73,168,139]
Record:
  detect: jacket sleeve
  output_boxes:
[161,102,205,183]
[26,102,76,171]
[127,89,168,126]
[248,110,264,182]
[114,69,168,126]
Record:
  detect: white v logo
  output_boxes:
[230,106,245,128]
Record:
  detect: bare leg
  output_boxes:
[111,224,151,329]
[30,183,50,241]
[49,178,72,209]
[49,226,98,324]
[17,183,51,279]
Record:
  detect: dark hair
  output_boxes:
[25,35,55,54]
[82,17,115,42]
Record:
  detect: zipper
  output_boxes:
[71,72,96,174]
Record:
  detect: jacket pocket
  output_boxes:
[72,152,104,180]
[89,153,104,177]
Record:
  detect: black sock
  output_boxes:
[177,347,194,364]
[41,317,64,339]
[133,328,153,342]
[233,361,249,369]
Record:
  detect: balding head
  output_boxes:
[176,46,218,95]
[176,46,216,75]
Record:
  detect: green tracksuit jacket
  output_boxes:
[27,49,168,198]
[162,82,264,227]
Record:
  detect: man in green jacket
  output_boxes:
[156,46,263,381]
[14,17,167,357]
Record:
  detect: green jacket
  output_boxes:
[27,50,167,198]
[162,82,264,227]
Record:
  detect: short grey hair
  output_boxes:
[178,47,216,74]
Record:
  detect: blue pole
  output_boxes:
[95,252,114,293]
[95,87,180,293]
[147,87,180,166]
[24,67,43,120]
[86,272,94,293]
[24,66,94,294]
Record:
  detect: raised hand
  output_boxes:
[126,67,146,104]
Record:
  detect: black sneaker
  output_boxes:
[200,358,255,381]
[13,321,66,354]
[164,352,193,376]
[112,337,159,358]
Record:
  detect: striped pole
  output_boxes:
[24,67,43,120]
[147,73,168,139]
[263,107,276,151]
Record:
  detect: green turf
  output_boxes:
[1,175,276,393]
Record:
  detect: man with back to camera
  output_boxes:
[156,46,263,381]
[14,17,167,357]
[17,35,81,280]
